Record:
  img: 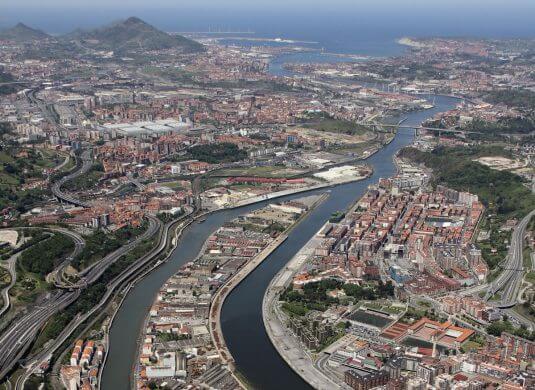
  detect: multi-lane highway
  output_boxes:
[27,86,93,209]
[461,209,535,308]
[493,210,535,306]
[0,227,85,319]
[12,215,182,389]
[0,216,163,381]
[70,216,162,288]
[25,89,59,131]
[46,228,86,286]
[0,228,84,379]
[50,149,92,208]
[0,87,170,383]
[0,288,79,380]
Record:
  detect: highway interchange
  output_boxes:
[3,181,533,385]
[0,147,165,383]
[2,156,533,385]
[0,217,164,383]
[12,215,176,390]
[50,149,92,208]
[0,88,188,385]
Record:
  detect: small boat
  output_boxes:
[198,218,207,223]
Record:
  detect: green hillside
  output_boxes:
[64,17,203,54]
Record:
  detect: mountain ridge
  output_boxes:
[0,23,50,42]
[62,16,203,54]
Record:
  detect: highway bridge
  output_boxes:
[356,121,483,136]
[126,176,147,191]
[50,150,92,208]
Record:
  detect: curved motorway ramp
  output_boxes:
[51,149,92,208]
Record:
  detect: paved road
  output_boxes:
[0,228,82,318]
[71,216,161,288]
[0,217,162,381]
[126,176,146,191]
[0,227,84,379]
[461,210,535,308]
[52,153,71,173]
[27,87,92,209]
[14,216,170,389]
[0,290,79,380]
[26,89,59,131]
[314,354,351,389]
[50,150,92,208]
[47,229,85,287]
[262,228,339,389]
[486,210,535,307]
[0,252,20,318]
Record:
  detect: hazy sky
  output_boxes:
[6,0,535,9]
[5,0,534,5]
[3,0,535,40]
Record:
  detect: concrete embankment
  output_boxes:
[208,194,328,388]
[101,215,193,387]
[208,233,289,389]
[225,171,371,210]
[262,222,339,389]
[104,190,327,387]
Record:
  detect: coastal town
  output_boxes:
[0,7,533,390]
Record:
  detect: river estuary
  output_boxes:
[101,95,458,389]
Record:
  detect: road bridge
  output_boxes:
[51,150,92,208]
[355,121,483,136]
